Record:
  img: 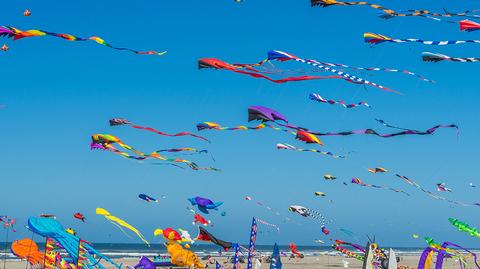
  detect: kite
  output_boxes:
[460,20,480,31]
[289,243,303,258]
[200,49,428,92]
[314,239,324,244]
[139,194,158,202]
[288,205,328,228]
[332,240,365,261]
[178,228,195,244]
[198,57,346,84]
[277,143,345,156]
[470,183,476,188]
[448,218,480,238]
[422,52,480,63]
[188,196,223,214]
[413,234,419,239]
[312,1,480,20]
[23,9,31,16]
[193,213,211,226]
[196,227,233,251]
[154,228,182,241]
[11,239,45,268]
[65,228,76,235]
[324,174,336,180]
[255,217,280,232]
[315,191,326,197]
[109,118,209,142]
[309,93,371,109]
[436,183,452,192]
[1,44,8,51]
[221,211,226,216]
[305,124,459,138]
[266,50,396,92]
[295,130,324,145]
[96,207,150,246]
[0,26,166,55]
[91,134,216,170]
[419,238,480,269]
[131,257,156,269]
[368,167,387,173]
[321,227,330,235]
[248,105,289,123]
[28,217,122,269]
[74,213,86,222]
[39,214,56,219]
[1,216,16,231]
[365,32,480,46]
[166,242,205,268]
[395,174,470,206]
[244,196,289,222]
[351,177,409,196]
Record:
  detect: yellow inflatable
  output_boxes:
[165,242,205,268]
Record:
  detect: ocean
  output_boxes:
[1,243,430,260]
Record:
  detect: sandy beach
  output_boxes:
[1,255,464,269]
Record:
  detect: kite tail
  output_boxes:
[129,125,210,142]
[309,93,371,109]
[422,52,480,63]
[276,143,347,159]
[196,122,267,131]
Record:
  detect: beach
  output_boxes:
[1,255,465,269]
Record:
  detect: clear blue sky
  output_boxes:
[1,0,479,247]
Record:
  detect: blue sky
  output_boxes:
[1,0,479,247]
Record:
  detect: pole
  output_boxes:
[3,227,9,269]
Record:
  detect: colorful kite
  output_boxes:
[196,227,233,251]
[188,196,223,214]
[436,183,452,192]
[198,57,346,83]
[314,191,326,197]
[74,213,86,222]
[138,194,158,202]
[11,239,44,268]
[154,227,182,241]
[324,174,336,180]
[0,26,166,55]
[368,167,388,173]
[166,242,205,268]
[365,32,480,46]
[193,213,211,226]
[312,0,480,22]
[309,93,371,109]
[422,52,480,63]
[23,9,31,17]
[289,243,303,258]
[395,174,469,206]
[276,143,346,158]
[460,20,480,31]
[109,118,209,142]
[351,177,409,196]
[1,44,7,51]
[288,205,328,228]
[91,134,216,170]
[448,218,480,238]
[96,208,150,246]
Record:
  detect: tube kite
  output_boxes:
[460,20,480,31]
[91,134,216,170]
[368,167,387,173]
[309,93,371,109]
[288,205,328,228]
[96,207,150,246]
[109,118,209,142]
[448,218,480,238]
[74,213,86,222]
[139,194,158,202]
[276,143,346,159]
[198,57,345,84]
[422,52,480,63]
[196,227,232,251]
[188,196,223,214]
[311,0,480,20]
[365,32,480,46]
[193,214,211,226]
[351,177,409,196]
[395,174,469,206]
[0,25,166,55]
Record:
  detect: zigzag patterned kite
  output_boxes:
[365,32,480,46]
[276,143,346,159]
[422,52,480,63]
[309,93,371,109]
